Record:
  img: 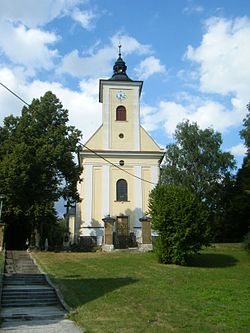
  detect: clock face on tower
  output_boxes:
[116,90,126,101]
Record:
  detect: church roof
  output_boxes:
[99,45,143,102]
[109,45,132,81]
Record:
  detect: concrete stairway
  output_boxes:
[0,251,66,320]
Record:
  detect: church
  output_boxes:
[72,48,164,251]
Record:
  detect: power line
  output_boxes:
[80,143,157,185]
[0,81,158,185]
[0,82,30,106]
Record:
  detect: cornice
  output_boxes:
[79,149,164,160]
[99,80,143,102]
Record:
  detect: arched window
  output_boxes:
[116,105,126,121]
[116,179,128,201]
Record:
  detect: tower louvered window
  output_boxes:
[116,105,126,121]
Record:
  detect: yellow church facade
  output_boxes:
[75,50,164,251]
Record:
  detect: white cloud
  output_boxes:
[0,0,96,75]
[58,48,114,78]
[0,22,58,74]
[0,67,27,121]
[58,34,152,78]
[141,102,187,135]
[140,16,249,140]
[140,106,161,132]
[25,79,102,142]
[228,143,247,157]
[0,66,102,143]
[71,8,96,30]
[189,101,241,132]
[183,0,204,15]
[186,16,250,103]
[134,56,166,80]
[141,96,246,138]
[0,0,82,28]
[111,34,152,55]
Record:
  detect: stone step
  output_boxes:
[0,306,66,320]
[5,271,44,274]
[5,261,34,266]
[2,288,56,294]
[5,273,45,277]
[4,276,46,281]
[4,276,47,284]
[2,293,57,299]
[4,280,46,286]
[2,294,55,299]
[4,251,41,274]
[3,284,52,288]
[0,250,66,321]
[2,299,58,305]
[5,268,40,274]
[4,275,46,280]
[2,300,60,307]
[2,290,55,300]
[2,293,57,300]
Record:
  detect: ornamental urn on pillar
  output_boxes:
[139,215,153,252]
[102,215,115,252]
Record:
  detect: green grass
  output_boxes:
[33,244,250,333]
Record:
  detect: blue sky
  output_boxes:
[0,0,250,171]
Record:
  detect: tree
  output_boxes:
[222,103,250,241]
[240,103,250,157]
[160,120,236,213]
[149,184,210,265]
[0,91,82,249]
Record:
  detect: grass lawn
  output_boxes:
[33,244,250,333]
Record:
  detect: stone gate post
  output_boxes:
[139,216,153,252]
[102,215,115,252]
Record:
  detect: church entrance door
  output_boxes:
[114,216,129,249]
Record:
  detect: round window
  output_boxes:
[119,133,124,138]
[119,160,125,166]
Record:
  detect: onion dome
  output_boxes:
[109,45,132,81]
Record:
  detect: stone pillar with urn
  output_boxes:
[139,215,153,252]
[102,215,115,252]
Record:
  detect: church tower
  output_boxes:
[75,48,164,250]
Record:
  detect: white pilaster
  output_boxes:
[102,164,110,218]
[75,182,82,242]
[103,86,110,149]
[134,87,140,151]
[83,165,93,229]
[151,165,159,189]
[134,165,143,229]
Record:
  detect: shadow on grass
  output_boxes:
[52,276,138,308]
[187,253,238,268]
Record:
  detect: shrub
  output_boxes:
[149,184,211,265]
[47,218,66,250]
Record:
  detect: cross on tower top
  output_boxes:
[118,43,122,57]
[109,43,131,81]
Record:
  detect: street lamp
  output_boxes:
[0,194,5,223]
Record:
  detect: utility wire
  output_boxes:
[0,82,30,106]
[0,81,158,185]
[80,143,157,185]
